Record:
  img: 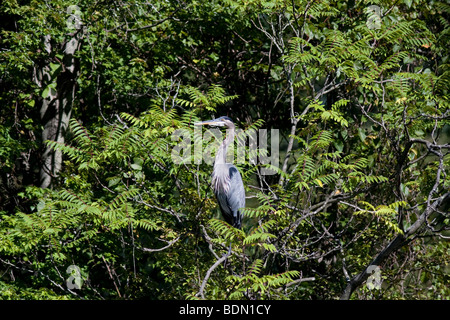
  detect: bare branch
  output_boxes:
[141,237,180,253]
[196,252,231,299]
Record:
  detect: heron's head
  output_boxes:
[194,116,234,128]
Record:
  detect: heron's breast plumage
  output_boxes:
[212,163,231,194]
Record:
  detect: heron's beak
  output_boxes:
[194,119,226,127]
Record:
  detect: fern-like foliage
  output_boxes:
[177,84,238,112]
[226,259,301,299]
[354,201,407,234]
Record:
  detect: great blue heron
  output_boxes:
[195,116,245,229]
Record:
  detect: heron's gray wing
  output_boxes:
[227,165,245,213]
[216,165,245,228]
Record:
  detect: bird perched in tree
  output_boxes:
[195,116,245,229]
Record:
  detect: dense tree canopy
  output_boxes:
[0,0,449,300]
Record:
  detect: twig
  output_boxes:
[140,237,180,252]
[277,276,316,292]
[101,255,122,298]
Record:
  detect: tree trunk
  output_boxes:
[34,34,80,189]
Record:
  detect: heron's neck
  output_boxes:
[215,127,235,166]
[212,127,235,193]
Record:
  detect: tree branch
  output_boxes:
[340,192,450,300]
[196,252,231,299]
[141,237,180,252]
